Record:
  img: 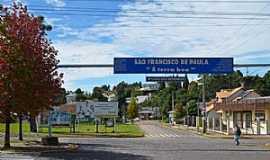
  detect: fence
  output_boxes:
[184,116,270,135]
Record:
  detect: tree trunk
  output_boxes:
[19,114,23,141]
[4,113,11,149]
[29,115,37,133]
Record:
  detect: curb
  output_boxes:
[162,124,270,140]
[55,134,145,138]
[0,144,80,154]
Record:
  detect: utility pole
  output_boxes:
[48,111,52,137]
[202,75,207,133]
[172,91,175,111]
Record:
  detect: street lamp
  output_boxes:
[198,75,207,133]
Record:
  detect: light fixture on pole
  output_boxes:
[198,75,206,133]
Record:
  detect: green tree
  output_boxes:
[127,97,138,121]
[263,71,270,96]
[75,88,88,101]
[183,74,189,90]
[198,70,243,100]
[174,103,186,120]
[91,87,108,101]
[186,99,197,115]
[53,88,67,105]
[113,81,141,117]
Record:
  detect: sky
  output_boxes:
[2,0,270,92]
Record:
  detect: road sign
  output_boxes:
[49,111,72,126]
[114,57,233,74]
[198,102,205,109]
[142,83,160,90]
[146,76,186,82]
[94,102,118,117]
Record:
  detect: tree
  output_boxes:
[113,81,141,118]
[91,87,108,101]
[75,88,87,101]
[101,85,110,91]
[197,71,243,100]
[53,88,67,105]
[174,103,186,120]
[183,74,189,90]
[127,97,138,122]
[263,71,270,96]
[0,3,63,148]
[186,99,197,116]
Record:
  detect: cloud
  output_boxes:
[59,0,270,60]
[51,1,270,90]
[56,26,80,38]
[45,0,65,7]
[45,17,62,26]
[54,40,130,89]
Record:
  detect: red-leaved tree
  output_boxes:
[0,3,63,149]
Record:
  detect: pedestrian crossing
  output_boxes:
[139,121,198,139]
[145,133,182,138]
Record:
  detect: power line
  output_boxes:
[53,24,270,28]
[57,63,270,68]
[213,3,270,55]
[221,26,270,55]
[26,12,270,20]
[219,5,270,54]
[28,8,270,17]
[62,0,270,3]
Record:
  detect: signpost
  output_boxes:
[114,57,234,134]
[142,83,160,90]
[94,102,118,117]
[48,111,76,133]
[93,102,118,133]
[146,76,186,82]
[49,111,72,126]
[114,57,233,74]
[43,111,75,146]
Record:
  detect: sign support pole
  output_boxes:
[202,75,207,134]
[113,117,116,133]
[96,119,99,133]
[48,111,52,137]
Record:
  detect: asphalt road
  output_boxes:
[1,121,270,160]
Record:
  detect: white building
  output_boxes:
[65,93,76,103]
[206,86,270,135]
[75,101,95,121]
[126,95,150,104]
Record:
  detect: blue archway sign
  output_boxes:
[114,57,233,74]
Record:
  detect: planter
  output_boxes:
[41,136,59,146]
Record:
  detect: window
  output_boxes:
[255,112,265,121]
[245,112,252,128]
[233,112,243,128]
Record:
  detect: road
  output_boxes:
[1,121,270,160]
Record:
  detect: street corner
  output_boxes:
[264,143,270,149]
[65,143,80,151]
[0,141,79,155]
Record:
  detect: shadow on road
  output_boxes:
[38,150,151,160]
[0,143,152,160]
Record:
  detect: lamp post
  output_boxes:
[202,75,206,133]
[198,75,207,133]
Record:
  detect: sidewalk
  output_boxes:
[165,123,270,140]
[0,136,79,154]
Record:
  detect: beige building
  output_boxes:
[206,86,270,135]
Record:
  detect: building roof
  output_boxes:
[139,110,154,114]
[136,96,149,104]
[207,86,262,112]
[126,95,150,104]
[216,87,243,99]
